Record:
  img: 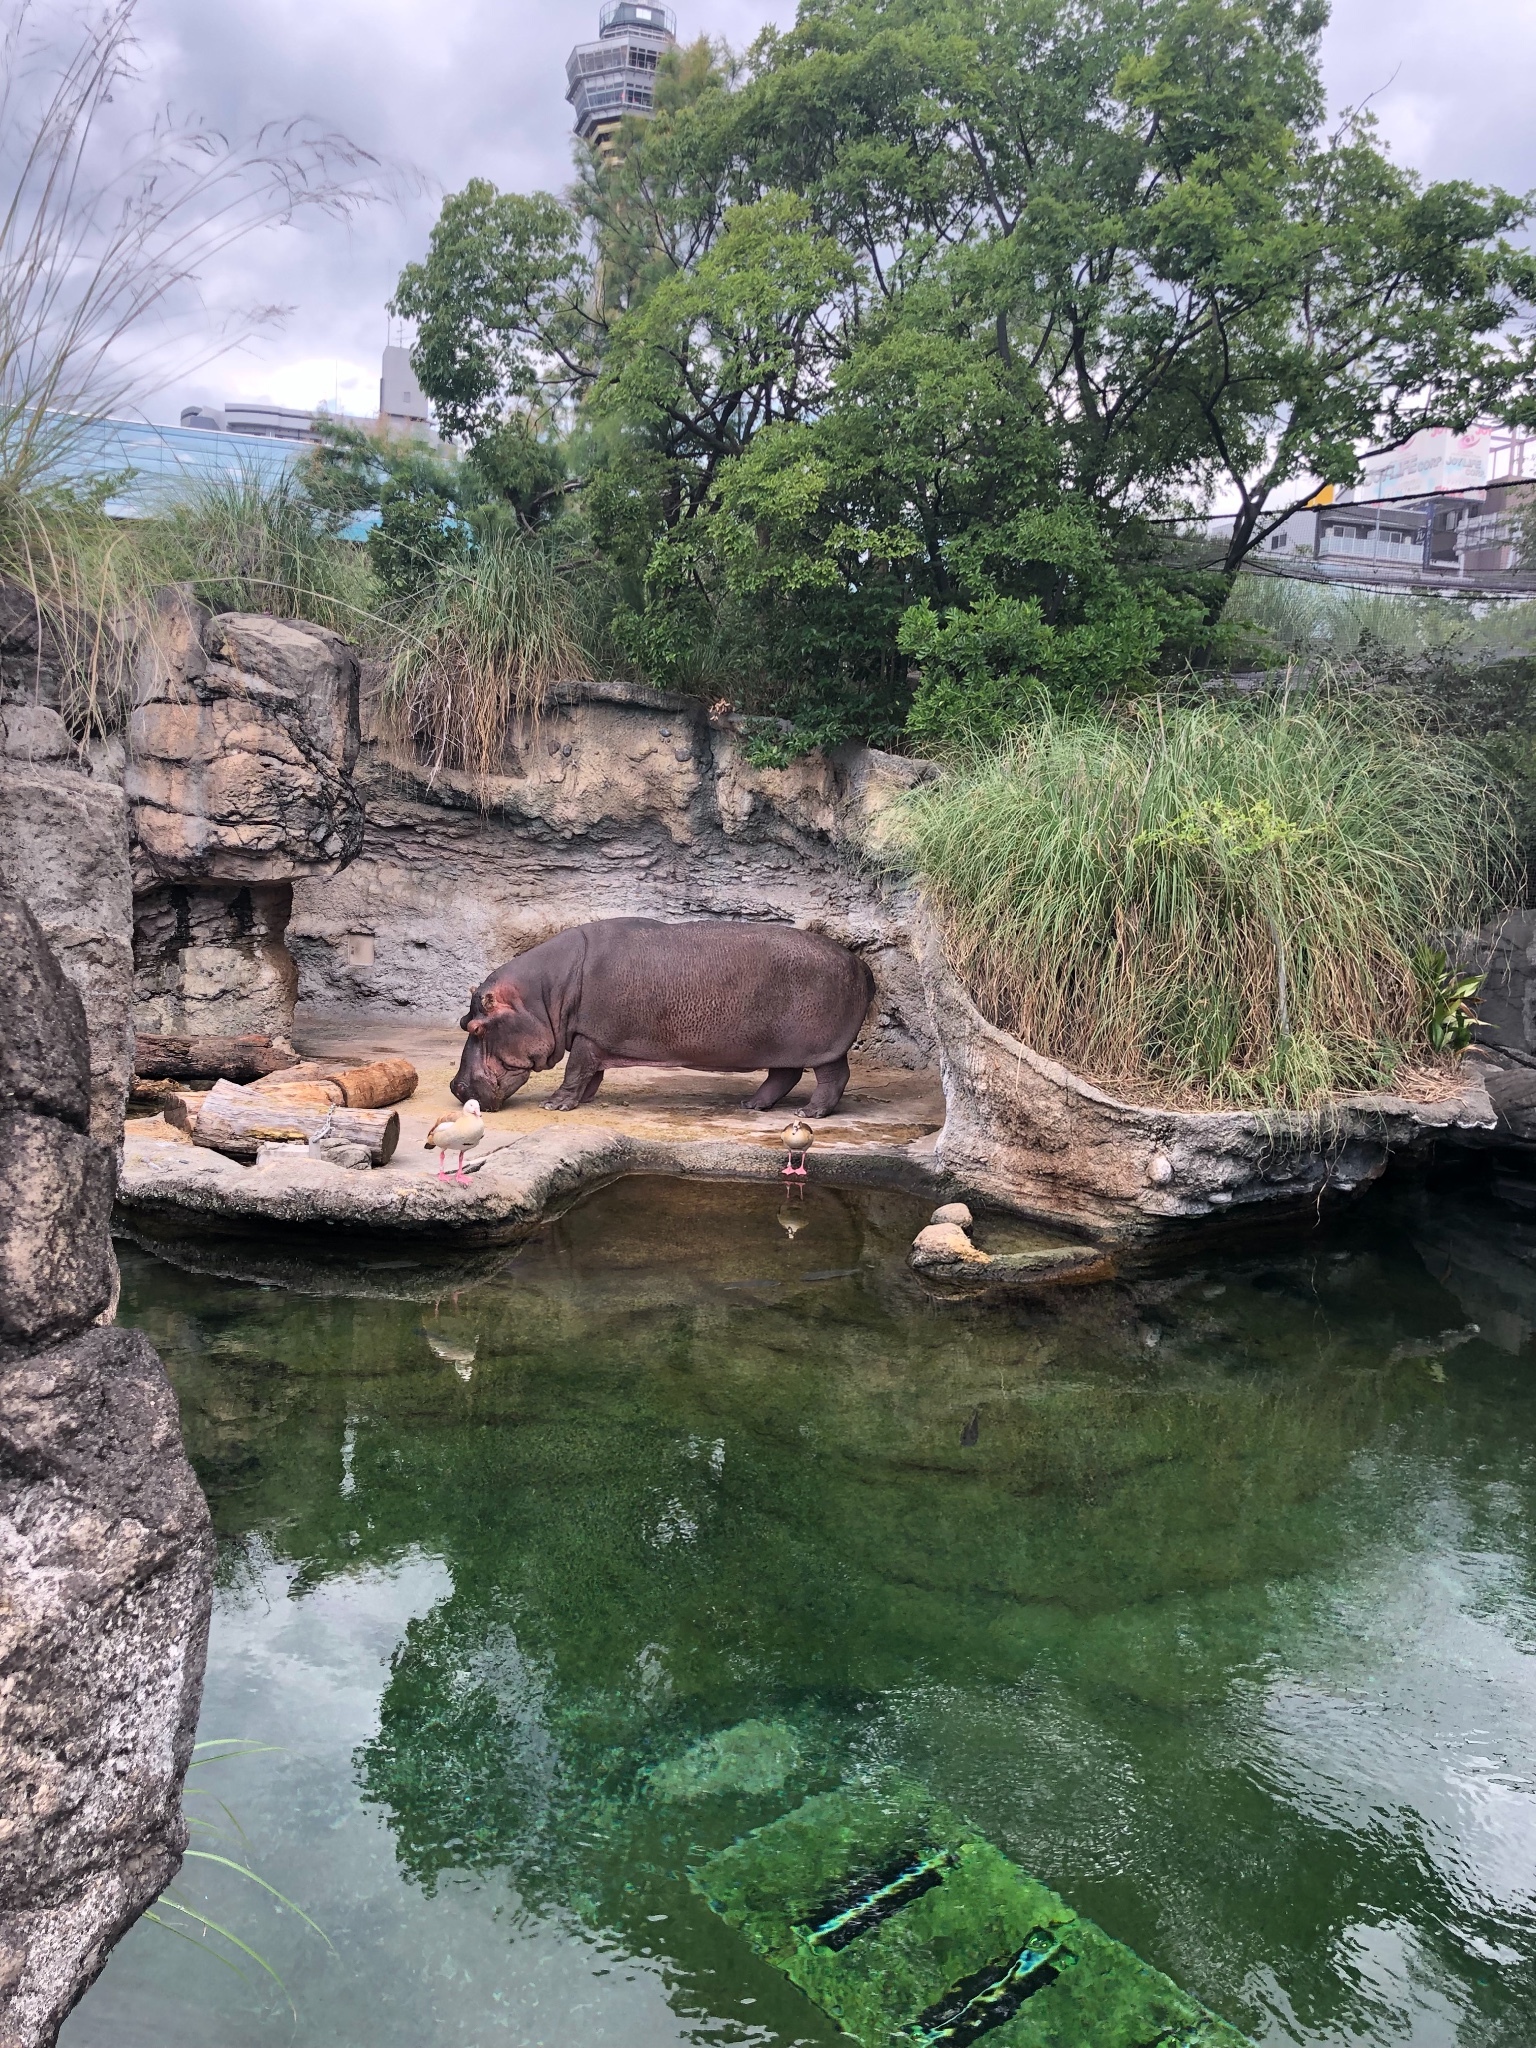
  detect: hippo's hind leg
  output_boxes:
[805,1054,850,1118]
[548,1038,605,1111]
[742,1066,802,1112]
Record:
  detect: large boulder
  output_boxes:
[0,734,133,1148]
[0,882,212,2048]
[126,592,362,892]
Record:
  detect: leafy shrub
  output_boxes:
[892,693,1514,1107]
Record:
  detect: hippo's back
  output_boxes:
[564,917,873,1068]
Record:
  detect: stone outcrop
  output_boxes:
[126,597,362,890]
[0,884,213,2048]
[289,681,938,1071]
[915,911,1498,1241]
[0,581,68,715]
[0,716,134,1145]
[124,594,363,1039]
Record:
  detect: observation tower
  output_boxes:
[566,1,678,152]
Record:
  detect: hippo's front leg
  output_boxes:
[804,1054,851,1117]
[547,1035,605,1110]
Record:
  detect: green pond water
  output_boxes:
[61,1172,1536,2048]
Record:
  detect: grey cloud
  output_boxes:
[108,0,1536,423]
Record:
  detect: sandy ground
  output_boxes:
[290,1017,945,1177]
[126,1016,946,1186]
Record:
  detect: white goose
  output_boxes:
[425,1099,485,1183]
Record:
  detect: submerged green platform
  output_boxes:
[692,1782,1253,2048]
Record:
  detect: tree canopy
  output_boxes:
[390,0,1536,750]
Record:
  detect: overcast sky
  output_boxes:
[115,0,1536,425]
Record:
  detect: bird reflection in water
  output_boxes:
[777,1182,808,1240]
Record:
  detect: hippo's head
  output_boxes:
[450,982,557,1110]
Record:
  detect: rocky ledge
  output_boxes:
[916,913,1498,1242]
[118,1036,953,1248]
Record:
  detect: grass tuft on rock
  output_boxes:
[893,693,1515,1108]
[133,467,375,632]
[378,534,585,787]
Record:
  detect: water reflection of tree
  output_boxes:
[117,1187,1536,2043]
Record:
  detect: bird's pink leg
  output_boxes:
[455,1149,473,1185]
[436,1150,450,1180]
[793,1155,808,1177]
[781,1159,795,1177]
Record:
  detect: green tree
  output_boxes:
[392,0,1536,749]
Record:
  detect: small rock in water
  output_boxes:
[423,1332,477,1369]
[931,1202,973,1227]
[960,1406,980,1447]
[910,1222,990,1269]
[645,1719,802,1802]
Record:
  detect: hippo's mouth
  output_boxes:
[452,1062,531,1109]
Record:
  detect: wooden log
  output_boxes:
[248,1080,346,1109]
[133,1032,299,1084]
[129,1076,185,1108]
[190,1078,399,1165]
[334,1058,418,1108]
[248,1057,416,1107]
[249,1060,357,1091]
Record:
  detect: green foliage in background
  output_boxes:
[891,692,1514,1106]
[390,0,1536,751]
[1226,576,1536,883]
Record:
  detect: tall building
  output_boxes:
[566,1,677,151]
[379,343,433,440]
[178,340,437,446]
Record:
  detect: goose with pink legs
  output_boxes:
[426,1100,484,1183]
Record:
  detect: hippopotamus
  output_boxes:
[451,917,874,1117]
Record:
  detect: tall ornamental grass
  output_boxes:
[0,470,376,743]
[379,535,584,786]
[1224,574,1536,669]
[131,468,375,631]
[893,695,1514,1108]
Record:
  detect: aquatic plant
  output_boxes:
[892,692,1515,1107]
[145,1738,332,2018]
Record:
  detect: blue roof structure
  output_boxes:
[44,414,377,538]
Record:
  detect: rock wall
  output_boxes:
[0,708,133,1145]
[0,885,213,2048]
[289,682,939,1070]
